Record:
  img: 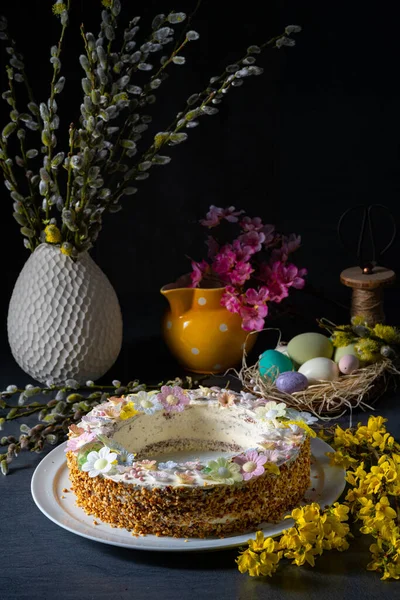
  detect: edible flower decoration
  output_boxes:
[175,470,196,484]
[254,401,287,422]
[158,461,178,471]
[233,450,268,480]
[204,457,243,484]
[81,446,118,478]
[137,460,157,471]
[66,430,97,452]
[119,401,139,421]
[218,390,236,407]
[131,391,163,415]
[157,385,189,412]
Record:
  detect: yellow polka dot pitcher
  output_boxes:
[160,284,257,373]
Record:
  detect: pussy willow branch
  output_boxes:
[43,0,71,222]
[0,375,204,475]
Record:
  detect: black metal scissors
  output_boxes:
[337,204,397,274]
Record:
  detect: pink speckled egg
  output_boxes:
[338,354,360,375]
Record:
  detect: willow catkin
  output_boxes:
[351,288,385,326]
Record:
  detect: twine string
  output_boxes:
[351,288,384,324]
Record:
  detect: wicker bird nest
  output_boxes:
[238,356,400,422]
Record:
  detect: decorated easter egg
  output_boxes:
[338,354,360,375]
[287,333,333,366]
[259,350,293,382]
[276,371,309,394]
[334,343,358,363]
[298,357,339,384]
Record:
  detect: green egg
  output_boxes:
[334,344,358,363]
[259,350,294,382]
[287,333,333,366]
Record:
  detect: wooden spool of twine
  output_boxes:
[340,266,396,325]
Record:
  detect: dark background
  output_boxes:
[1,0,400,383]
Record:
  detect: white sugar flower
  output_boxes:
[255,401,287,423]
[286,408,318,425]
[81,446,118,478]
[131,390,162,415]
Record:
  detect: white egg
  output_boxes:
[298,357,340,384]
[275,344,289,356]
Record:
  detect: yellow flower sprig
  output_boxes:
[238,415,400,581]
[326,416,400,580]
[237,502,351,576]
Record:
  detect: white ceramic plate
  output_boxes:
[31,438,345,552]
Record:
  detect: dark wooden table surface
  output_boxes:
[1,347,399,600]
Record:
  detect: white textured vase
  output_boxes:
[7,244,123,384]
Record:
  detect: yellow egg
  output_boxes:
[287,333,333,366]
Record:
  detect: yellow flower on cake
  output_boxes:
[119,401,139,420]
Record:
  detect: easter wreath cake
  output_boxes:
[66,386,315,538]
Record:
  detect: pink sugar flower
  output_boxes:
[220,286,242,313]
[229,261,254,286]
[240,216,264,232]
[151,470,171,482]
[181,461,203,471]
[66,430,97,452]
[190,259,209,287]
[240,304,268,331]
[238,230,266,254]
[233,450,268,481]
[157,385,189,412]
[261,449,282,464]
